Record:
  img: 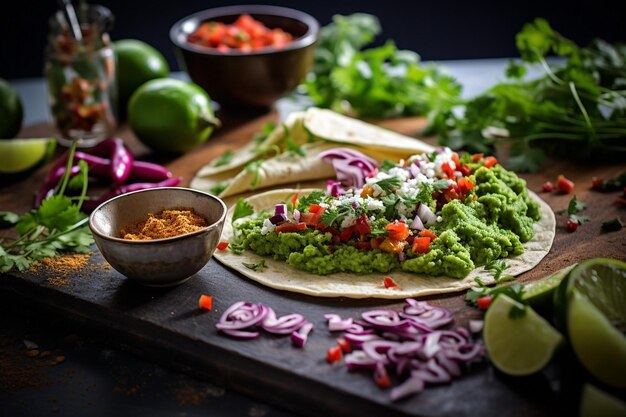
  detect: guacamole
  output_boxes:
[232,149,541,279]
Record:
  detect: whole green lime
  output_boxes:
[0,78,24,138]
[114,39,169,119]
[128,78,219,153]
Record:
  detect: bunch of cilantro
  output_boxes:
[0,143,94,272]
[442,18,626,171]
[304,13,462,129]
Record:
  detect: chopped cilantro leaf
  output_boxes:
[380,160,397,171]
[373,176,402,194]
[296,190,327,212]
[242,259,266,271]
[213,150,235,167]
[232,199,254,224]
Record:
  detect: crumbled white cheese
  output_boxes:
[261,218,276,235]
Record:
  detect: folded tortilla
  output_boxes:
[214,189,556,299]
[190,108,434,198]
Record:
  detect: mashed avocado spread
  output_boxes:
[232,150,540,279]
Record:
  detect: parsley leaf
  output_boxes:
[213,150,235,167]
[380,160,397,171]
[232,199,254,224]
[296,190,327,212]
[253,122,276,145]
[245,160,263,188]
[0,211,19,228]
[373,176,402,194]
[229,241,245,255]
[208,182,228,195]
[567,195,590,225]
[242,259,266,271]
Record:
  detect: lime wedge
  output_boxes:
[580,383,626,417]
[565,258,626,389]
[483,294,563,376]
[523,264,576,308]
[0,138,56,174]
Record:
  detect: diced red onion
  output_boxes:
[410,214,424,231]
[398,251,407,262]
[291,321,314,348]
[469,320,484,334]
[324,314,354,331]
[408,163,421,179]
[268,214,287,225]
[326,180,345,197]
[293,208,301,223]
[417,203,437,227]
[274,203,287,216]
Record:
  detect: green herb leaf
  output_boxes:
[372,176,402,194]
[245,160,263,188]
[229,241,245,255]
[0,211,19,228]
[242,259,266,271]
[296,190,327,212]
[232,199,254,224]
[213,150,235,167]
[567,195,586,215]
[380,160,397,171]
[209,182,228,195]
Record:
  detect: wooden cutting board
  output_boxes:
[1,112,625,417]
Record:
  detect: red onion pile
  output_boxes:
[325,300,484,401]
[216,301,313,347]
[319,148,379,188]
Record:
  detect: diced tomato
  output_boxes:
[566,219,579,232]
[370,237,383,249]
[383,276,398,288]
[355,240,372,251]
[291,192,299,207]
[198,294,213,311]
[354,214,372,235]
[379,238,406,253]
[542,181,555,192]
[483,156,498,168]
[443,185,460,202]
[411,237,431,254]
[458,163,472,177]
[556,175,575,194]
[418,229,437,241]
[457,177,474,195]
[591,177,603,190]
[385,221,409,241]
[275,222,307,233]
[336,338,352,353]
[309,204,323,214]
[300,209,323,226]
[326,346,343,363]
[374,368,391,389]
[340,228,353,242]
[441,162,455,179]
[217,241,229,251]
[477,296,493,310]
[471,153,484,163]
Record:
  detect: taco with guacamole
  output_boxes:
[190,107,434,198]
[214,148,556,299]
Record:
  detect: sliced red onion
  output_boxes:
[343,332,382,347]
[435,351,461,377]
[321,148,380,188]
[361,310,409,330]
[345,351,377,371]
[262,308,305,334]
[221,329,260,339]
[362,340,400,363]
[216,302,268,331]
[417,203,437,227]
[291,321,314,348]
[409,214,424,231]
[374,361,390,387]
[469,320,484,334]
[443,343,484,362]
[420,331,442,359]
[345,323,374,335]
[390,376,424,401]
[324,314,354,332]
[326,180,345,197]
[404,299,429,315]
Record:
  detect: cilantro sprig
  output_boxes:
[465,260,526,318]
[0,141,94,273]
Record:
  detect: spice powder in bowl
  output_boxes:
[120,208,208,240]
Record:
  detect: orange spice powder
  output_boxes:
[120,208,208,240]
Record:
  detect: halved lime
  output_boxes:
[0,138,56,174]
[483,294,564,376]
[565,258,626,389]
[580,383,626,417]
[523,264,576,308]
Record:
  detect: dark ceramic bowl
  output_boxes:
[170,5,318,108]
[89,187,227,287]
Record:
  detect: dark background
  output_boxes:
[1,0,625,79]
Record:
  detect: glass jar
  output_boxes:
[44,4,117,147]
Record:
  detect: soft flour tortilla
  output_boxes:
[214,189,556,299]
[190,108,434,198]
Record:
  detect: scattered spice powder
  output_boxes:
[120,208,208,240]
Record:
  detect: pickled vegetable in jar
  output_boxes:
[44,4,117,147]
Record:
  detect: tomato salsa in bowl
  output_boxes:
[170,5,318,108]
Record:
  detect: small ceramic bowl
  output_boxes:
[170,5,319,108]
[89,187,227,286]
